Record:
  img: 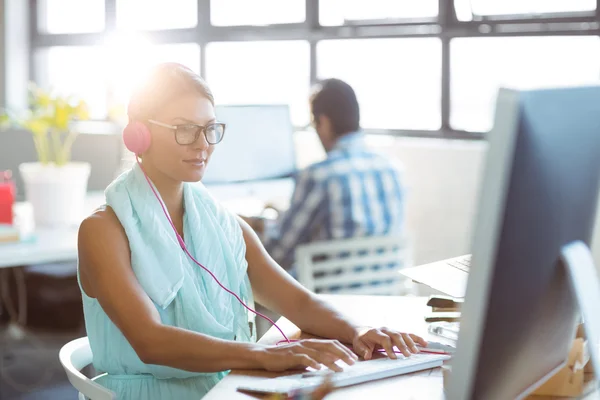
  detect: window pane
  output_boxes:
[450,36,600,132]
[320,0,438,26]
[105,39,201,117]
[37,42,201,120]
[206,41,310,126]
[37,47,107,119]
[117,0,197,30]
[317,39,441,130]
[211,0,305,26]
[456,0,595,20]
[38,0,105,33]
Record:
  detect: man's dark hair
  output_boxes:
[310,78,360,137]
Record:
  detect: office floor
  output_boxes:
[0,325,81,399]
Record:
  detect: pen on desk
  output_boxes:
[265,375,335,400]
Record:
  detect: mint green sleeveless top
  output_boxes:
[77,164,256,399]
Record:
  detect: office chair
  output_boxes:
[59,337,116,400]
[295,234,415,295]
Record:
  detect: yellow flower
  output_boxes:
[54,99,70,130]
[36,91,52,109]
[22,119,49,136]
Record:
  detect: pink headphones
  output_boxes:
[123,120,152,155]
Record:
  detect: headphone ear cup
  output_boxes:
[123,121,151,155]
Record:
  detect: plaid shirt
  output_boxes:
[263,132,404,270]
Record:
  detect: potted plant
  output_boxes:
[1,84,90,228]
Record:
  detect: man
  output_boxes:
[259,78,405,271]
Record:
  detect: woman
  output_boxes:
[77,63,426,399]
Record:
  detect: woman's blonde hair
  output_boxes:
[127,63,214,121]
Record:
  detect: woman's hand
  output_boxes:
[352,327,428,360]
[259,339,358,372]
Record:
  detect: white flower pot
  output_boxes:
[19,162,91,228]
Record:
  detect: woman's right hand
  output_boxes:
[259,339,358,372]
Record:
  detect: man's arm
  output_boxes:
[262,169,327,269]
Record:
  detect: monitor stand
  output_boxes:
[562,240,600,391]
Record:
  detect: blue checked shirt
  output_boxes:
[262,132,404,270]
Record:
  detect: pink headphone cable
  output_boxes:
[136,158,292,344]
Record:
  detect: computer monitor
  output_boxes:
[201,104,297,184]
[446,86,600,399]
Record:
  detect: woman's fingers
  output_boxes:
[401,333,419,353]
[305,339,357,366]
[371,330,397,359]
[409,333,428,347]
[380,329,410,357]
[299,345,345,372]
[352,339,373,360]
[295,353,322,370]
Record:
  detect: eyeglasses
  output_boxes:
[148,119,226,145]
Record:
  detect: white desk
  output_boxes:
[0,192,105,269]
[206,296,600,400]
[0,228,79,269]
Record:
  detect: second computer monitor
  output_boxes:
[201,104,297,184]
[446,85,600,399]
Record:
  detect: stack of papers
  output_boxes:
[0,224,19,243]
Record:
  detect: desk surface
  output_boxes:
[0,192,105,268]
[205,295,599,400]
[205,296,449,400]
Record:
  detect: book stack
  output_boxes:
[0,224,19,243]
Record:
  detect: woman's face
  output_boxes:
[144,93,217,183]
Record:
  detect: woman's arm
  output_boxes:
[240,216,357,341]
[78,207,356,373]
[239,216,427,359]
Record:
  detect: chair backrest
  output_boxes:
[295,235,414,295]
[59,337,116,400]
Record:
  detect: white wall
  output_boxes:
[371,136,486,265]
[366,136,600,272]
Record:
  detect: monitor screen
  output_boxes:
[446,85,600,399]
[202,104,297,184]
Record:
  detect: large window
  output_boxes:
[116,0,198,30]
[36,46,107,119]
[451,36,600,132]
[211,0,305,26]
[108,41,201,116]
[317,39,441,130]
[37,0,105,34]
[30,0,600,138]
[206,41,310,125]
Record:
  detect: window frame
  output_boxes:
[28,0,600,141]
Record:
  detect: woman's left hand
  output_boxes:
[351,327,428,360]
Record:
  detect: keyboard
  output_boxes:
[446,255,471,273]
[237,353,450,395]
